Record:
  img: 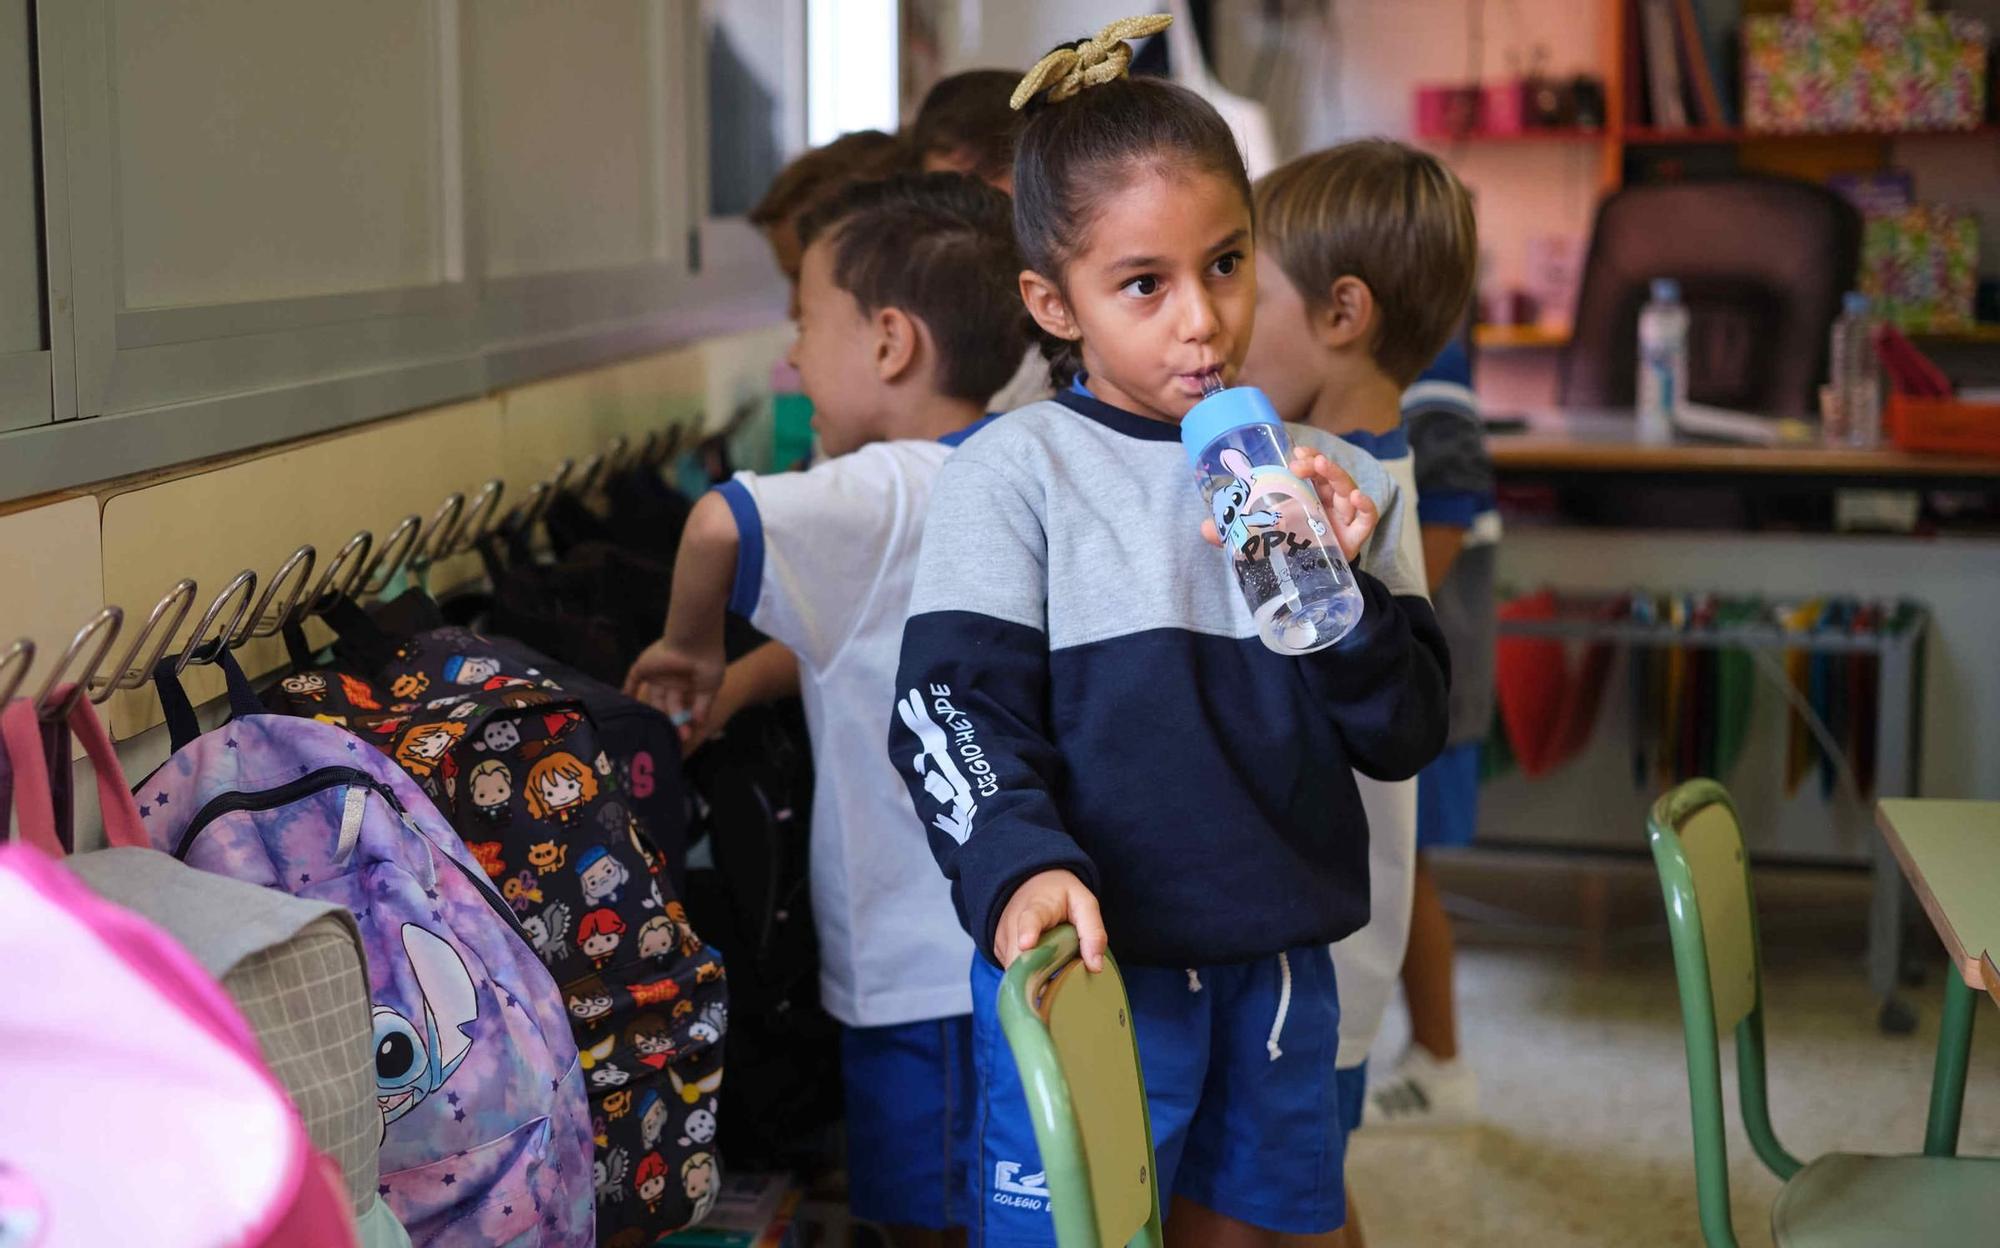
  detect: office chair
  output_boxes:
[1560,176,1861,416]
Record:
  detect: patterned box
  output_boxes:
[1745,14,1989,133]
[1859,204,1979,330]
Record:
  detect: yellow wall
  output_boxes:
[1,321,794,741]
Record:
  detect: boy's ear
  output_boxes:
[1019,270,1080,345]
[1315,275,1379,351]
[873,306,921,384]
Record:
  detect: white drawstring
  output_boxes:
[1267,951,1292,1061]
[1186,969,1202,993]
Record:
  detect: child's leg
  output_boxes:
[1165,1196,1346,1246]
[841,1014,977,1243]
[1400,852,1458,1059]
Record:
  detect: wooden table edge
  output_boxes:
[1874,801,1990,991]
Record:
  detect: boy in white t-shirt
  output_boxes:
[625,172,1025,1247]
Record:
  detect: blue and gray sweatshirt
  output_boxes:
[888,386,1451,968]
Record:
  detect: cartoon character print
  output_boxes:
[634,1153,669,1214]
[575,845,630,906]
[502,871,542,913]
[525,750,597,823]
[590,1061,631,1090]
[372,925,478,1142]
[390,671,431,700]
[602,1088,634,1120]
[579,1033,616,1072]
[523,900,571,967]
[1209,446,1287,557]
[679,1096,719,1148]
[500,687,556,710]
[638,1089,670,1149]
[339,673,382,710]
[668,1062,723,1107]
[312,713,349,728]
[526,839,566,872]
[279,671,327,701]
[566,976,617,1025]
[579,908,626,968]
[631,977,683,1009]
[629,1015,676,1070]
[477,719,522,754]
[443,654,504,686]
[637,915,680,961]
[687,1001,728,1053]
[682,1152,719,1223]
[467,758,512,825]
[595,1148,630,1206]
[665,900,704,956]
[465,840,506,878]
[393,720,465,779]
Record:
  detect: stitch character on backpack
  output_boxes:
[371,924,479,1140]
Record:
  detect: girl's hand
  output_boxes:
[993,868,1107,972]
[1291,448,1378,561]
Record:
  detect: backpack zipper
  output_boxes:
[175,765,532,943]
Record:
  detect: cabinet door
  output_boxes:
[0,0,48,432]
[42,0,482,474]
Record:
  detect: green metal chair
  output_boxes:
[1648,779,2000,1246]
[997,925,1164,1248]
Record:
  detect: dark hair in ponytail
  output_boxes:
[1011,75,1251,387]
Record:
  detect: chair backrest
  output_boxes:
[1647,780,1802,1248]
[1561,176,1861,416]
[998,926,1163,1248]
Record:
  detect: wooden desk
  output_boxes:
[1490,408,2000,481]
[1875,799,2000,1157]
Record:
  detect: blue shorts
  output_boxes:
[1336,1061,1367,1135]
[843,1014,977,1229]
[968,948,1346,1245]
[1417,741,1482,849]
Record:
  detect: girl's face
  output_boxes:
[540,769,584,809]
[1022,167,1254,424]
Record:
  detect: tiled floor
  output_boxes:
[1345,854,2000,1247]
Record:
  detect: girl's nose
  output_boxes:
[1178,286,1220,343]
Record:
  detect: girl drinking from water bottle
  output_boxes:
[887,15,1449,1247]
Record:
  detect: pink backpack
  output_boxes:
[0,690,357,1247]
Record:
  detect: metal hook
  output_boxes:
[452,479,506,557]
[0,638,33,705]
[361,515,422,595]
[412,493,466,569]
[606,434,630,469]
[503,481,550,538]
[303,530,373,619]
[91,578,198,701]
[575,452,607,499]
[35,606,124,721]
[238,545,317,643]
[175,570,257,674]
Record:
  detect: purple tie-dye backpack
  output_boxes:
[137,653,594,1248]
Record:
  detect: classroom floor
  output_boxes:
[1347,852,2000,1248]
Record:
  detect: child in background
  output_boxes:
[626,173,1028,1248]
[1367,335,1497,1129]
[1239,142,1479,1240]
[748,129,909,309]
[911,69,1026,191]
[910,68,1051,414]
[889,18,1448,1246]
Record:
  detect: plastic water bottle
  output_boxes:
[1827,291,1882,449]
[1181,379,1363,655]
[1637,277,1689,434]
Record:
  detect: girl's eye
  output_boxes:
[1212,252,1243,277]
[1122,275,1159,298]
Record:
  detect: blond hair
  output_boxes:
[1254,140,1478,387]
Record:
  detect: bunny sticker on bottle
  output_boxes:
[1183,385,1363,655]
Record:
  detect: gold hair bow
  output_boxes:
[1009,14,1173,110]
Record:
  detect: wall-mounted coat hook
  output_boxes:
[411,493,466,571]
[238,545,316,644]
[1,638,35,705]
[35,606,124,721]
[175,570,257,674]
[452,479,506,557]
[91,578,197,702]
[303,530,373,620]
[361,515,422,596]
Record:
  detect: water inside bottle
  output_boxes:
[1235,537,1360,653]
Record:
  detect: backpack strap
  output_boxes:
[1,693,149,855]
[152,650,267,754]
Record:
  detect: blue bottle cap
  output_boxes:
[1179,385,1286,469]
[1650,277,1680,303]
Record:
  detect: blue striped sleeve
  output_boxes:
[1415,489,1494,528]
[711,478,763,619]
